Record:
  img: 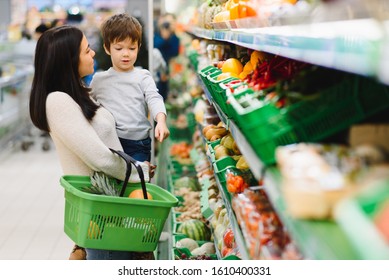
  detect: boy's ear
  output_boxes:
[103,44,110,55]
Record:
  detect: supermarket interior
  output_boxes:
[1,0,389,261]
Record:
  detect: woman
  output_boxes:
[29,25,151,260]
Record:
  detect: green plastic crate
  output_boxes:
[200,179,214,219]
[206,138,221,162]
[229,75,389,165]
[169,112,197,142]
[60,175,178,252]
[172,235,218,260]
[169,158,196,177]
[199,65,221,88]
[213,156,237,202]
[207,72,239,114]
[188,51,199,71]
[335,180,389,259]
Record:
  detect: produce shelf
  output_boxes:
[189,19,389,85]
[196,68,363,259]
[264,168,360,260]
[212,160,250,260]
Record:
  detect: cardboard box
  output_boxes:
[349,124,389,152]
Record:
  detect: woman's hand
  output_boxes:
[129,161,150,183]
[146,162,157,179]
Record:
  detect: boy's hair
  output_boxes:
[101,13,142,50]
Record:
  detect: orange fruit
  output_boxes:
[129,189,153,200]
[243,61,253,73]
[221,58,243,76]
[250,51,267,69]
[239,70,250,80]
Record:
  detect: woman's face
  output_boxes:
[78,35,95,78]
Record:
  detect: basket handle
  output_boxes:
[109,148,149,199]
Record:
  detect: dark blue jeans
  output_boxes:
[86,249,154,260]
[119,137,151,162]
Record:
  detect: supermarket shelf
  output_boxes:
[190,18,389,84]
[198,73,265,181]
[198,72,361,259]
[264,168,360,260]
[228,120,265,181]
[212,159,250,260]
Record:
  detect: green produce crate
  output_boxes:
[206,139,221,162]
[169,112,197,142]
[188,50,199,71]
[229,75,389,165]
[198,66,221,89]
[60,175,178,252]
[207,72,239,115]
[212,156,237,202]
[172,234,218,260]
[213,156,237,184]
[228,88,277,131]
[200,180,214,219]
[169,159,196,178]
[335,180,389,259]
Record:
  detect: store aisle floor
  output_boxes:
[0,139,73,260]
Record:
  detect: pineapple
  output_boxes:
[82,172,121,196]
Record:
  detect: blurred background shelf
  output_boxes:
[190,19,389,85]
[264,167,360,260]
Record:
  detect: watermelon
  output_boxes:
[177,219,212,241]
[174,177,201,191]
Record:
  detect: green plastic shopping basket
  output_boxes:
[60,149,179,252]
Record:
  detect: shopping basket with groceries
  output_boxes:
[60,149,178,252]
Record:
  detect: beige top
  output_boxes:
[46,91,148,182]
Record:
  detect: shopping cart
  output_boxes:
[60,149,178,252]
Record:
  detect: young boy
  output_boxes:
[91,13,169,163]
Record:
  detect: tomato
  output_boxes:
[221,246,233,257]
[226,173,249,193]
[223,228,235,248]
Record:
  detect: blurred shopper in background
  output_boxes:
[154,13,180,100]
[29,25,151,260]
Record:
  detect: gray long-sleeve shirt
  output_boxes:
[90,67,166,141]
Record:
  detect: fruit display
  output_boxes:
[192,0,327,30]
[174,176,201,192]
[175,236,217,257]
[276,143,389,220]
[170,141,193,160]
[174,187,204,222]
[232,188,301,259]
[202,122,228,142]
[162,0,389,261]
[176,219,212,241]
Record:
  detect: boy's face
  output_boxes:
[104,38,139,72]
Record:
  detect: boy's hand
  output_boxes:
[155,121,170,143]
